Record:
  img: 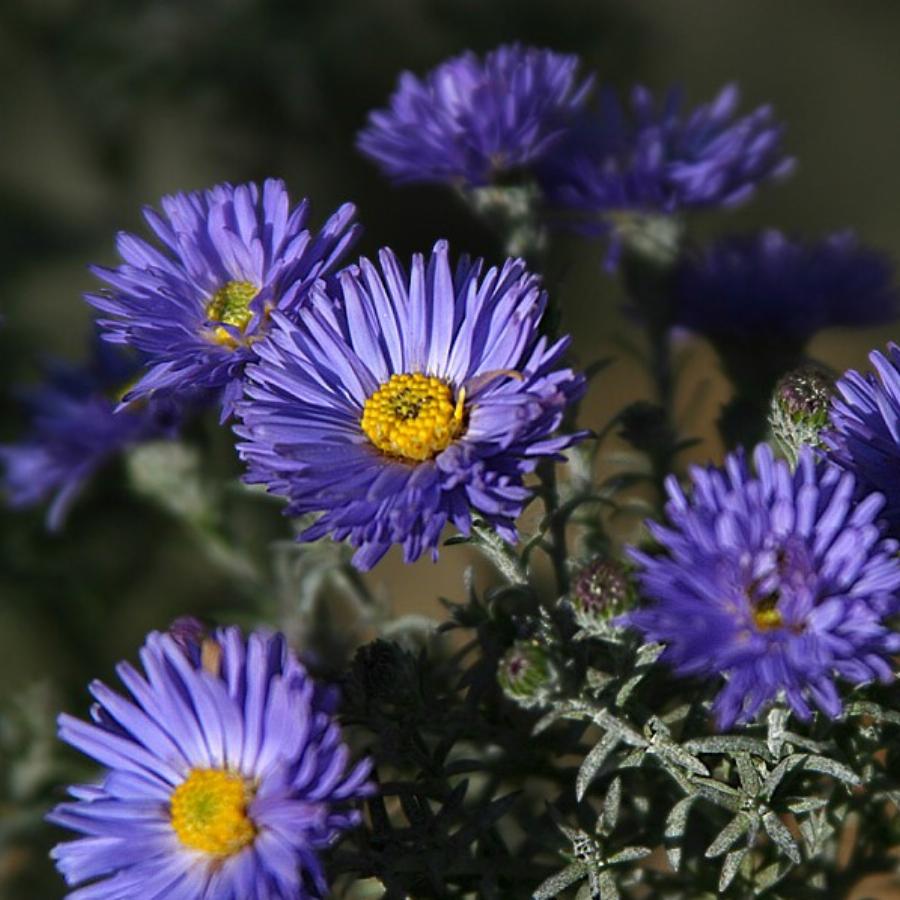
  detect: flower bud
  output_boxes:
[497,641,558,709]
[568,558,633,637]
[769,365,834,464]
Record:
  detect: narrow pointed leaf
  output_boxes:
[719,847,748,892]
[762,811,801,864]
[533,862,589,899]
[706,812,753,858]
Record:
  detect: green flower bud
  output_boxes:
[567,558,634,637]
[769,365,834,464]
[497,640,558,709]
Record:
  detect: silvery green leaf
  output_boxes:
[660,703,692,726]
[763,754,806,800]
[684,736,771,757]
[619,748,646,769]
[706,812,753,858]
[780,731,827,753]
[585,869,620,900]
[753,861,789,894]
[762,811,801,864]
[586,668,615,693]
[533,862,588,899]
[533,703,582,736]
[606,846,652,865]
[719,847,748,892]
[688,777,742,812]
[843,700,900,725]
[600,777,622,834]
[766,706,790,758]
[736,753,762,795]
[785,797,827,815]
[802,755,860,786]
[577,732,621,801]
[615,674,646,707]
[126,441,213,526]
[798,809,834,857]
[664,794,697,870]
[651,741,709,777]
[635,642,664,666]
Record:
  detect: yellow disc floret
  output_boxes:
[170,768,256,856]
[205,280,259,348]
[361,373,465,462]
[752,594,783,631]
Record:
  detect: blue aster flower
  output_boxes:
[0,340,181,530]
[357,44,593,188]
[87,179,359,418]
[826,343,900,538]
[542,84,794,258]
[49,626,373,899]
[673,230,897,343]
[235,240,585,569]
[626,444,900,729]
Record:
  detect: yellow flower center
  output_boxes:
[170,768,256,856]
[205,281,260,348]
[361,373,465,462]
[752,595,783,631]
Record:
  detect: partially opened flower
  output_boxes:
[87,179,359,417]
[542,84,794,262]
[236,240,585,569]
[626,444,900,729]
[49,626,373,899]
[0,339,181,530]
[827,343,900,537]
[357,44,593,187]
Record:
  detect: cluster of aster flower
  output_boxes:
[4,40,900,900]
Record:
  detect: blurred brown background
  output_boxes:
[1,1,899,896]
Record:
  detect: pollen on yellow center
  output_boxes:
[170,768,256,856]
[205,280,259,348]
[361,372,465,462]
[752,595,783,631]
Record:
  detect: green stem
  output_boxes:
[538,459,569,596]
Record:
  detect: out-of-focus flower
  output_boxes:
[357,44,593,188]
[626,444,900,729]
[49,626,373,899]
[236,240,584,569]
[0,340,181,529]
[826,343,900,537]
[673,230,897,344]
[87,179,359,418]
[542,84,793,263]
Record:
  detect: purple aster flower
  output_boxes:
[542,84,794,260]
[357,44,593,187]
[87,179,359,419]
[0,340,181,530]
[49,626,373,899]
[826,343,900,538]
[235,239,585,569]
[673,230,897,344]
[626,444,900,729]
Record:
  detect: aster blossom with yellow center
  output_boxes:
[235,240,585,569]
[625,444,900,729]
[86,178,359,419]
[48,627,373,899]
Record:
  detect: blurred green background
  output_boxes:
[1,1,899,895]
